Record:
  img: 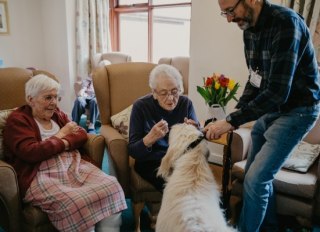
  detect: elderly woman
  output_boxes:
[128,64,199,192]
[3,74,127,232]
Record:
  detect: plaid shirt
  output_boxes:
[229,1,320,128]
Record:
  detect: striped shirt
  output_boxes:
[229,1,320,127]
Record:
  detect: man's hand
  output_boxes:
[203,119,233,140]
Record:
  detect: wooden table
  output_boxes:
[209,132,233,218]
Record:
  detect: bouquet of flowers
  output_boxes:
[197,73,240,108]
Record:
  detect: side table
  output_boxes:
[208,132,233,219]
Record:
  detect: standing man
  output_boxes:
[205,0,320,231]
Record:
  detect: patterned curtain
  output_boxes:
[280,0,320,62]
[75,0,111,81]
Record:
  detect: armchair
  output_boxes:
[0,67,105,232]
[229,120,320,226]
[158,56,189,94]
[92,52,132,70]
[75,52,132,95]
[92,62,160,232]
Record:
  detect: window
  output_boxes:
[109,0,191,62]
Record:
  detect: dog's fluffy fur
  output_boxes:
[156,123,236,232]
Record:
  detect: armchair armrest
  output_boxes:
[92,53,103,69]
[83,134,105,169]
[231,127,252,164]
[0,160,22,232]
[100,125,130,196]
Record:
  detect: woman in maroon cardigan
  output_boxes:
[3,74,126,232]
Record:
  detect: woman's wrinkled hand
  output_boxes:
[143,119,169,147]
[56,122,80,138]
[184,117,199,128]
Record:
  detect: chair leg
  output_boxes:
[148,211,158,230]
[132,201,145,232]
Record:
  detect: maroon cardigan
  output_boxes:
[3,105,88,197]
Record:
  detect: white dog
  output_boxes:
[156,123,236,232]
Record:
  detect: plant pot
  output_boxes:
[207,104,226,120]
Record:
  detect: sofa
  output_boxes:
[0,67,121,232]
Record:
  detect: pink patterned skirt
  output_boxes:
[24,151,127,232]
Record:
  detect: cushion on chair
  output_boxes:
[282,141,320,173]
[110,105,133,141]
[232,159,318,199]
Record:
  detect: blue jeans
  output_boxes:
[71,96,99,125]
[238,105,320,232]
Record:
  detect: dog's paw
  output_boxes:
[157,166,173,180]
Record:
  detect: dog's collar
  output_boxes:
[186,135,205,151]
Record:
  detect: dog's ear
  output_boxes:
[157,145,179,180]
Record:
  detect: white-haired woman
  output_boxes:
[3,74,127,232]
[128,64,199,192]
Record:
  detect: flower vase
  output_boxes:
[207,104,226,121]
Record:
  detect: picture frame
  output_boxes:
[0,1,9,35]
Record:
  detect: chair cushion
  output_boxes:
[283,141,320,173]
[232,159,318,199]
[0,108,15,159]
[110,105,132,141]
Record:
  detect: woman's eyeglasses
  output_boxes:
[154,88,180,99]
[42,95,62,103]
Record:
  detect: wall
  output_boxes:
[0,0,45,68]
[41,0,76,115]
[0,0,76,116]
[189,0,248,123]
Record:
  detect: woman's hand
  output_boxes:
[143,119,169,147]
[55,121,80,138]
[184,117,199,128]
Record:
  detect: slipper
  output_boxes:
[87,128,96,134]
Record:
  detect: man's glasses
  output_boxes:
[154,88,180,99]
[42,95,62,103]
[220,0,242,18]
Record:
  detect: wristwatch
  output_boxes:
[226,115,232,124]
[226,115,238,129]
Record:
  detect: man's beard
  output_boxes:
[232,3,254,30]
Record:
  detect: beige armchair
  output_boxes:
[73,52,132,126]
[0,67,105,232]
[229,121,320,226]
[158,56,189,94]
[92,52,132,69]
[92,62,160,232]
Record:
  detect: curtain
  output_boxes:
[280,0,320,62]
[75,0,111,81]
